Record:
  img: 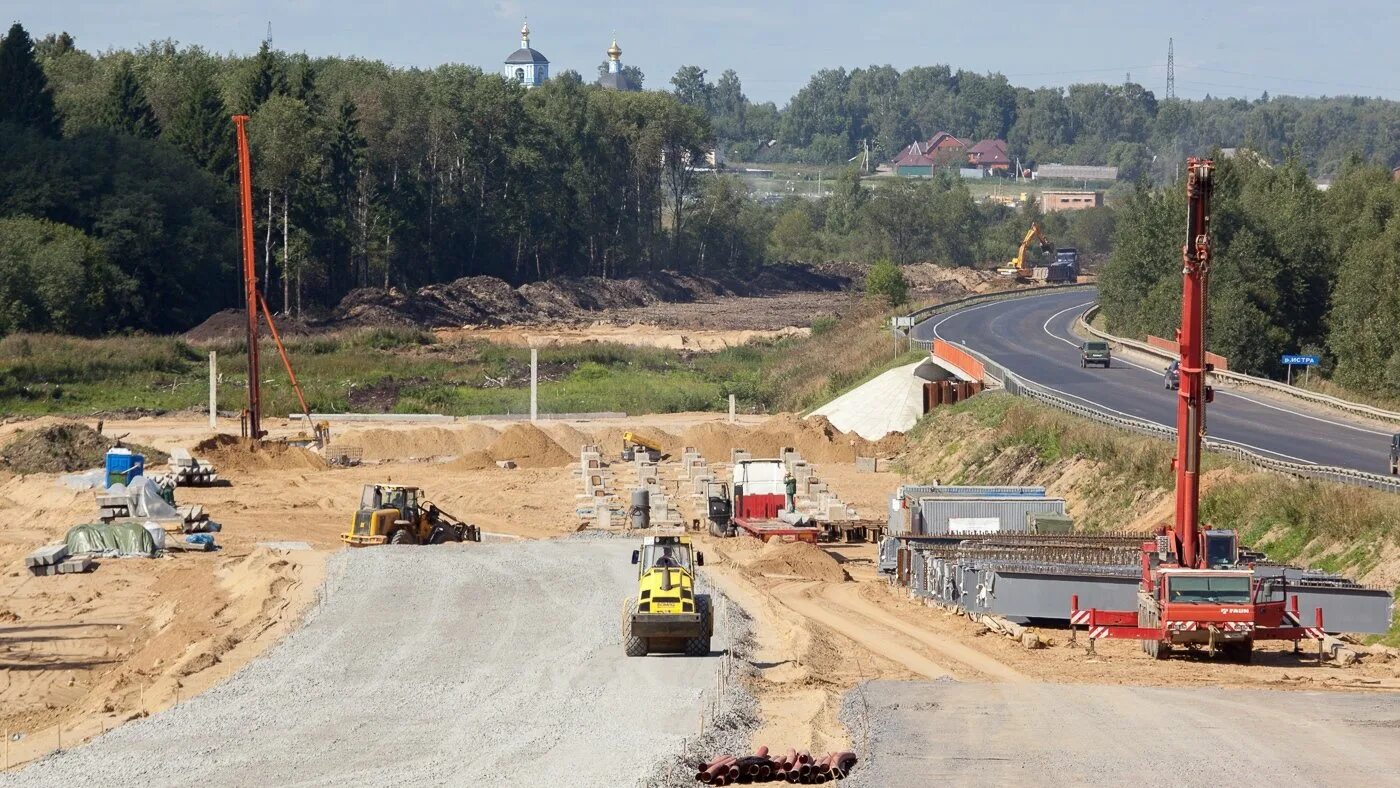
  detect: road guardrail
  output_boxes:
[1078,304,1400,427]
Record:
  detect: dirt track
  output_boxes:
[843,680,1400,786]
[1,539,732,787]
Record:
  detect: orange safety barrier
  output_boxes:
[932,339,986,382]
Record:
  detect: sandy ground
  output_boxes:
[1,539,734,787]
[4,407,1399,778]
[435,323,809,352]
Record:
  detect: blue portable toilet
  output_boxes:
[105,448,144,488]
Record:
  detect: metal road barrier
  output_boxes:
[1078,304,1400,427]
[897,283,1097,351]
[899,295,1400,494]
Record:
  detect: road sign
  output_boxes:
[1281,354,1318,366]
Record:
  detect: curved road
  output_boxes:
[913,288,1393,474]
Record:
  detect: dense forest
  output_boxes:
[1099,155,1400,395]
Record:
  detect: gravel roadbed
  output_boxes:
[3,539,735,787]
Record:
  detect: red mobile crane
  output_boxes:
[1072,159,1323,661]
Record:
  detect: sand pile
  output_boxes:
[338,425,500,462]
[194,435,327,472]
[487,424,573,468]
[679,415,884,464]
[543,423,596,456]
[447,450,496,470]
[0,423,167,474]
[750,540,850,583]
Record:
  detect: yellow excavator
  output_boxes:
[623,534,712,656]
[342,483,482,546]
[997,222,1054,280]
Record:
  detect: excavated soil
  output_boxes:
[486,423,575,468]
[193,435,327,473]
[184,265,852,339]
[0,423,167,474]
[750,541,851,583]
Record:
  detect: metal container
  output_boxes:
[630,489,650,530]
[914,496,1067,535]
[889,485,1047,535]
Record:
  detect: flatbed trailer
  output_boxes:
[733,516,819,544]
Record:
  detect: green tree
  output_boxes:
[770,206,818,261]
[711,69,746,140]
[670,65,713,113]
[164,67,234,177]
[0,217,133,334]
[0,23,60,136]
[98,59,161,139]
[243,41,287,112]
[865,259,909,306]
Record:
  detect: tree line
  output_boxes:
[0,25,724,333]
[1099,153,1400,396]
[672,64,1400,181]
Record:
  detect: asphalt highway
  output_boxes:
[913,288,1394,475]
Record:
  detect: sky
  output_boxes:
[10,1,1400,104]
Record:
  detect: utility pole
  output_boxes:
[208,352,217,430]
[1166,38,1176,99]
[530,348,538,422]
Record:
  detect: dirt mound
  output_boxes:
[675,416,885,464]
[542,423,596,456]
[336,425,500,462]
[487,424,573,468]
[329,265,850,330]
[193,435,327,472]
[0,423,168,474]
[447,450,497,470]
[184,310,323,342]
[750,541,849,583]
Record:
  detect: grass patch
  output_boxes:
[0,303,924,419]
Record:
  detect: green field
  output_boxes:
[0,303,913,419]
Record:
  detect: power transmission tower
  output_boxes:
[265,21,273,46]
[1166,38,1175,99]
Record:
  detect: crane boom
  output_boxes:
[1173,158,1214,569]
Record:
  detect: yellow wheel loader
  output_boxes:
[342,484,482,547]
[623,534,712,657]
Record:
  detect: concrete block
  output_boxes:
[855,456,877,473]
[29,563,60,577]
[25,543,69,568]
[57,556,95,574]
[730,448,750,464]
[495,460,518,470]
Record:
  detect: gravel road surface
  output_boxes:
[2,539,729,787]
[842,679,1400,787]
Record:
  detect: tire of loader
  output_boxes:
[684,596,713,657]
[623,598,648,657]
[390,528,416,545]
[1223,640,1253,664]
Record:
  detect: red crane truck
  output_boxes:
[1071,159,1325,662]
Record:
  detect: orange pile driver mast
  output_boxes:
[1172,158,1215,569]
[233,114,262,439]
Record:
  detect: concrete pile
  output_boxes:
[163,448,219,485]
[574,446,625,527]
[695,748,858,784]
[25,543,95,577]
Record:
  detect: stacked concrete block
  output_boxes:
[855,456,878,473]
[730,448,751,464]
[691,473,715,496]
[781,447,802,470]
[26,543,93,576]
